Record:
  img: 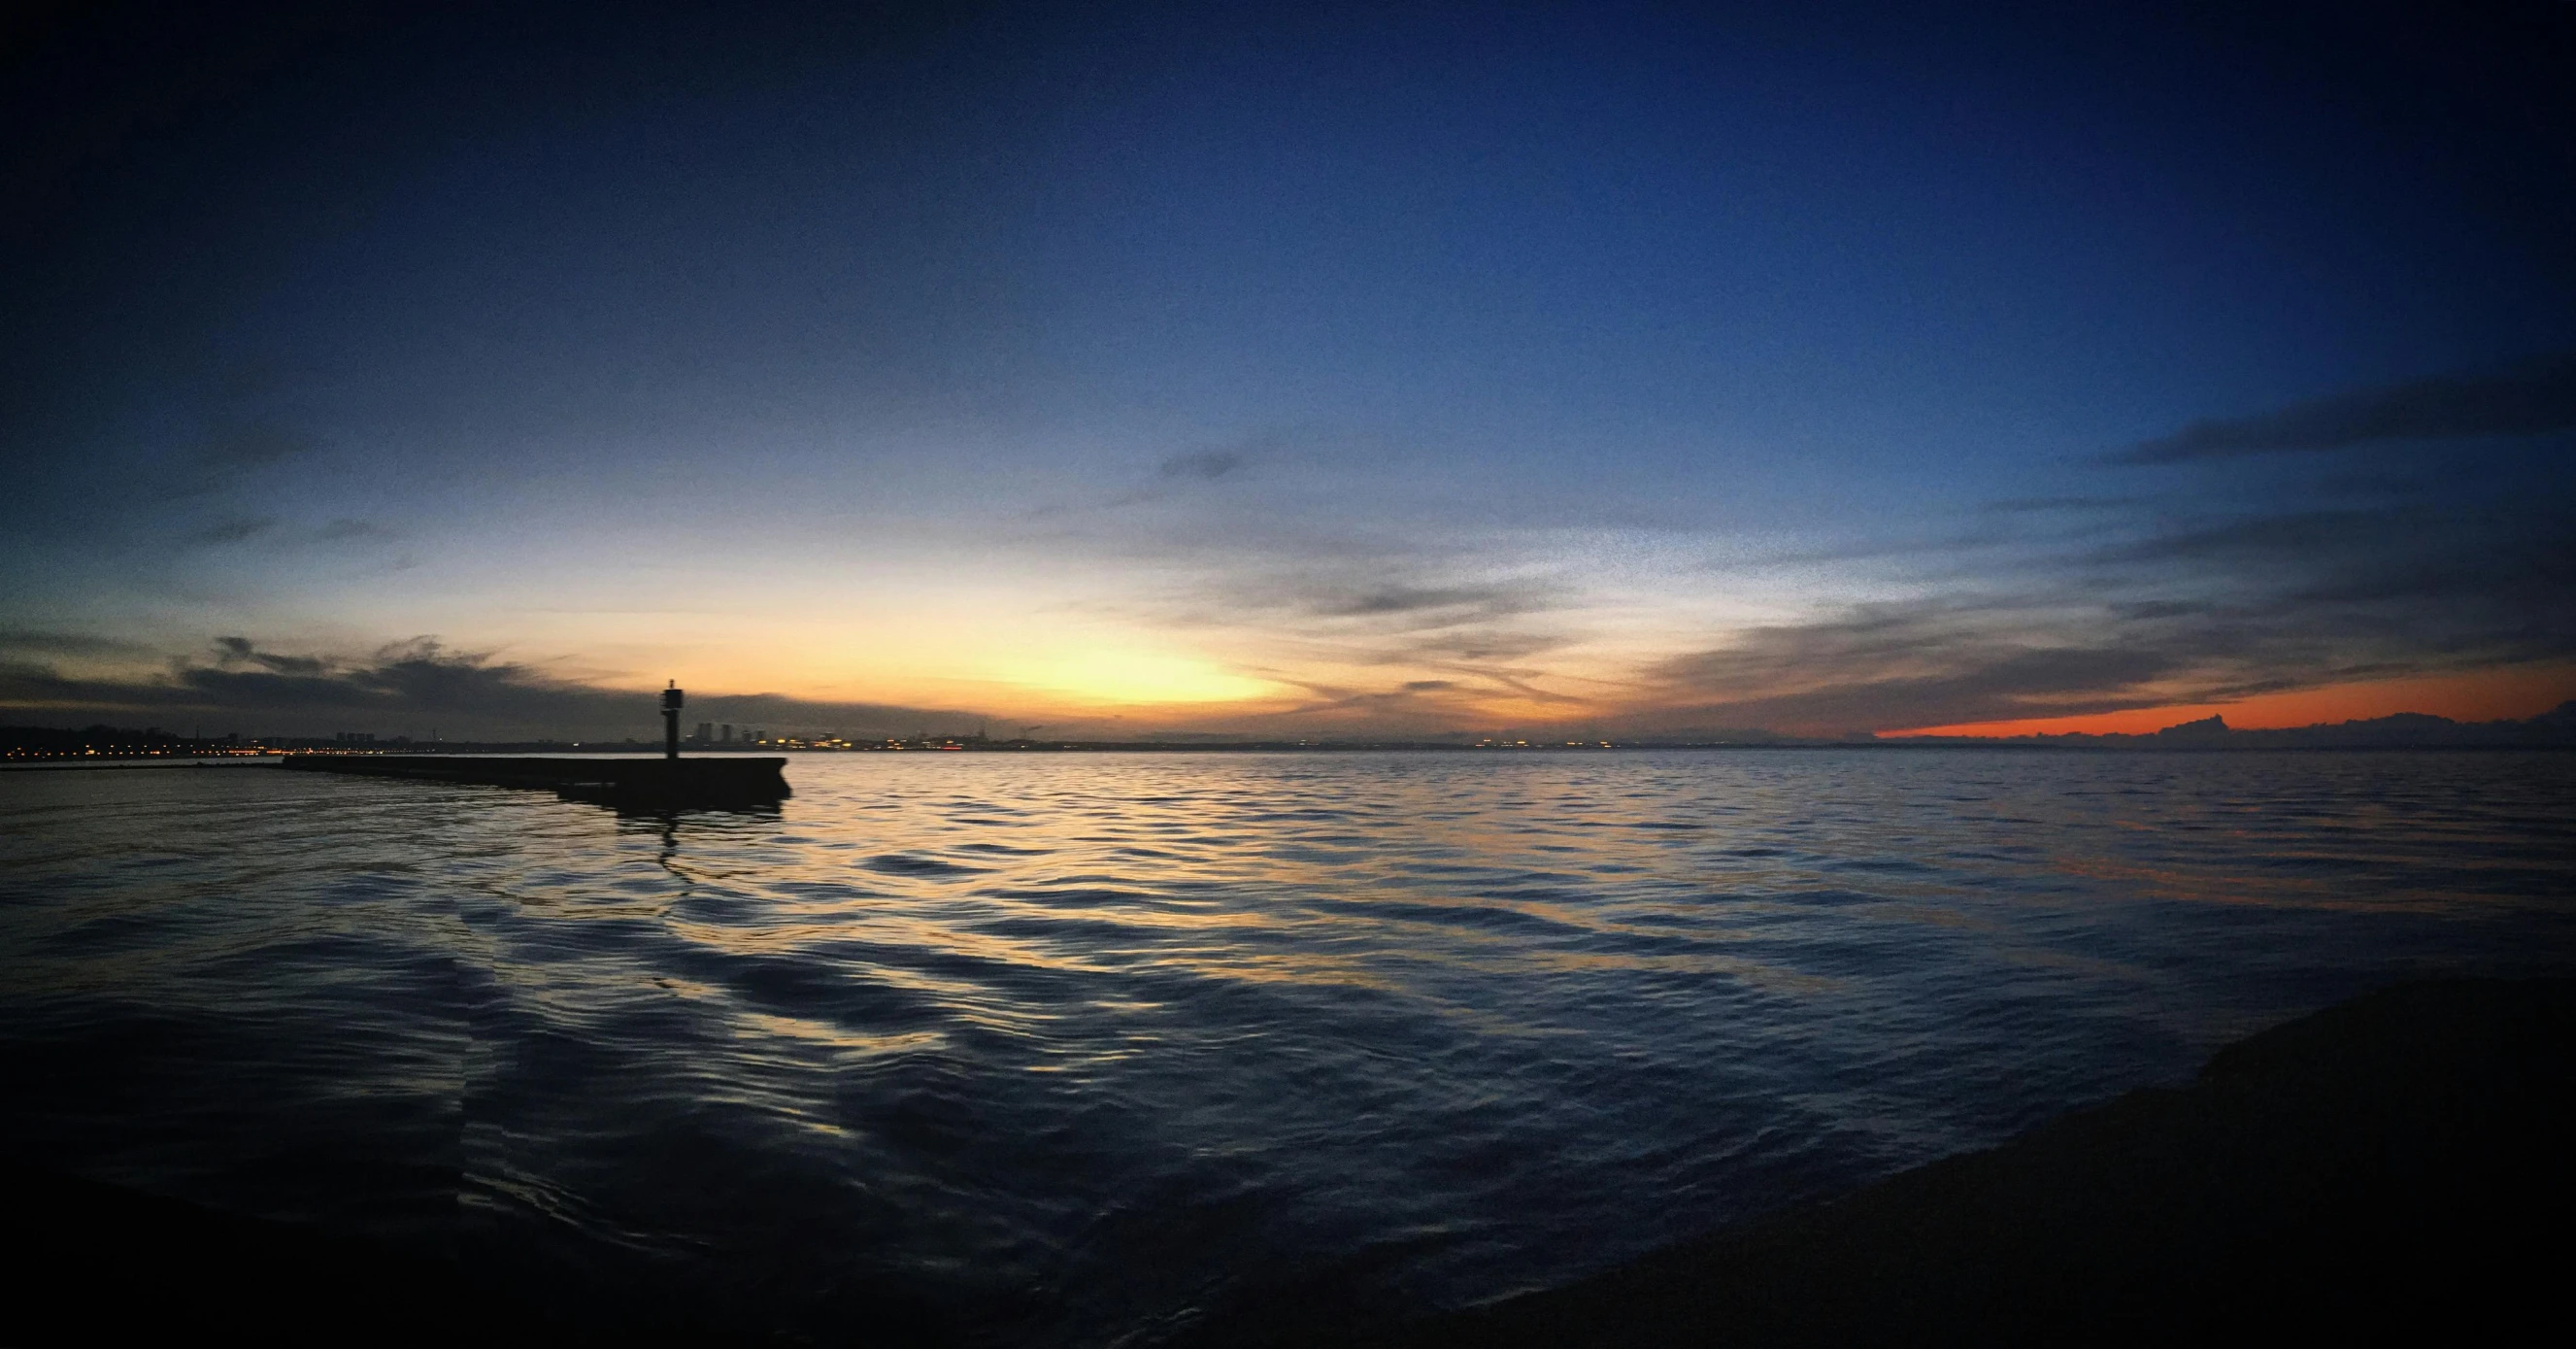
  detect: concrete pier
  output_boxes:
[279,754,788,807]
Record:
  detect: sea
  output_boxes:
[4,749,2573,1343]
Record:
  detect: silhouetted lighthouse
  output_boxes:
[661,681,685,760]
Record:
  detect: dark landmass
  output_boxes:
[1887,699,2576,750]
[1190,977,2576,1347]
[6,978,2568,1345]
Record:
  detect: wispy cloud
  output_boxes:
[2,638,988,738]
[1564,365,2572,729]
[1291,578,1566,624]
[1608,484,2576,734]
[1627,607,2191,734]
[160,422,321,499]
[316,519,399,543]
[195,422,314,474]
[186,518,276,546]
[0,629,153,660]
[2110,353,2576,463]
[214,635,327,675]
[1158,449,1249,481]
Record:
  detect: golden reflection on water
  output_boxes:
[491,751,2576,1015]
[6,749,2576,1344]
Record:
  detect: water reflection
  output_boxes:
[608,805,786,891]
[1,751,2572,1345]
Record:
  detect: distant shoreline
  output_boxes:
[0,757,284,772]
[11,702,2571,759]
[8,741,2576,769]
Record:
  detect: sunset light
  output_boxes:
[993,648,1285,708]
[6,6,2574,1344]
[1889,663,2576,739]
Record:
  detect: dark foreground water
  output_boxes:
[5,750,2573,1343]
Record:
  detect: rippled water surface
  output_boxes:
[6,750,2574,1342]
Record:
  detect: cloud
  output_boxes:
[2111,353,2576,463]
[167,516,396,555]
[1158,449,1247,481]
[2108,599,2211,621]
[1153,567,1589,709]
[1978,495,2137,515]
[197,422,316,474]
[316,519,398,543]
[2096,504,2576,630]
[1310,581,1557,622]
[186,518,276,546]
[161,422,321,499]
[1234,674,1498,730]
[2,638,987,739]
[214,635,327,675]
[0,629,152,659]
[19,388,2568,741]
[1631,611,2191,734]
[1060,437,1274,515]
[1214,571,1569,631]
[1613,478,2576,734]
[1392,629,1573,662]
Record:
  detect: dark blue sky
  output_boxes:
[6,1,2573,737]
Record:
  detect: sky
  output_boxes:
[5,0,2574,740]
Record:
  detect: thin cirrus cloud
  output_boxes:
[1606,355,2576,734]
[1627,612,2192,735]
[1158,450,1249,482]
[152,422,320,501]
[185,519,276,547]
[0,628,154,659]
[1173,568,1584,671]
[316,519,401,543]
[2109,353,2576,463]
[182,517,403,550]
[1632,510,2573,734]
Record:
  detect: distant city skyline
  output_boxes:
[7,2,2572,739]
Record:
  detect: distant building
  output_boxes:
[696,722,714,743]
[720,725,733,743]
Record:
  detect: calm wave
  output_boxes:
[5,750,2573,1342]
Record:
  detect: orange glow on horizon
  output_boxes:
[1887,664,2576,738]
